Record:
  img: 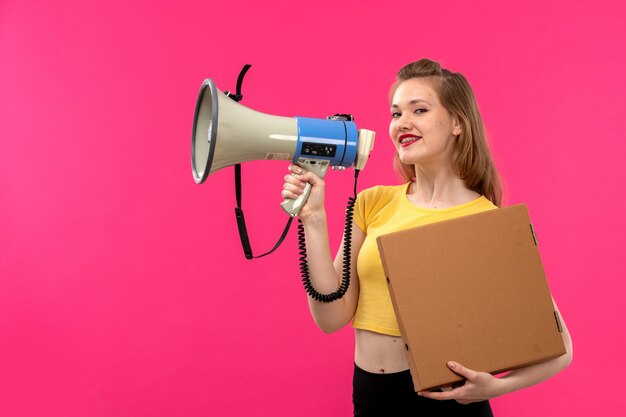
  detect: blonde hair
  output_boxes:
[390,59,502,207]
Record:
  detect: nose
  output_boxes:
[396,112,412,131]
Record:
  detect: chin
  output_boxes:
[398,154,421,165]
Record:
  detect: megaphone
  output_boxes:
[191,78,375,216]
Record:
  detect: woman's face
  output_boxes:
[389,78,461,168]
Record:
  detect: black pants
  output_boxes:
[353,364,494,417]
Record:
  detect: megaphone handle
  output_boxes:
[281,158,330,217]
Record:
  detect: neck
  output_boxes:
[409,161,477,207]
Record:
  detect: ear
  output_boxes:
[452,117,462,136]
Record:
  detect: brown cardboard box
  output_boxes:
[376,204,566,392]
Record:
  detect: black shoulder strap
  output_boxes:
[228,64,293,259]
[234,164,293,259]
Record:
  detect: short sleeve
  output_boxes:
[353,187,376,233]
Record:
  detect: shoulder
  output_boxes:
[357,183,408,204]
[464,195,499,214]
[354,184,408,231]
[477,195,499,210]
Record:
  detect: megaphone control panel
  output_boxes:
[301,143,337,158]
[293,117,358,169]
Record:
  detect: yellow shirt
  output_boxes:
[352,183,498,336]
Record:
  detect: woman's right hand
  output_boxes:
[281,164,326,222]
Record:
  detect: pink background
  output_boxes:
[1,0,624,416]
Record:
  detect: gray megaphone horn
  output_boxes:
[191,78,375,217]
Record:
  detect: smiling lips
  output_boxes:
[399,134,422,147]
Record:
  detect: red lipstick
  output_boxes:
[399,134,421,147]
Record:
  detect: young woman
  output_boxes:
[281,58,572,416]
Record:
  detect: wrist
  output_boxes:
[492,374,514,397]
[301,209,327,227]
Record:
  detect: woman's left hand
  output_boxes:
[418,361,506,405]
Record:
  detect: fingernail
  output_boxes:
[448,361,456,368]
[417,392,423,396]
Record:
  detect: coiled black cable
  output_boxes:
[298,170,360,303]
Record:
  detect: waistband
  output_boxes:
[354,363,411,378]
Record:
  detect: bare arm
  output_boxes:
[282,165,364,333]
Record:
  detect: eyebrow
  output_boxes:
[391,99,431,108]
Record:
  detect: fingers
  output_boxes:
[288,164,324,186]
[418,387,463,401]
[447,361,478,382]
[421,363,498,405]
[281,164,324,200]
[418,362,475,402]
[281,175,305,200]
[280,165,302,198]
[288,164,302,175]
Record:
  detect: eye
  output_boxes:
[391,111,401,119]
[414,108,428,114]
